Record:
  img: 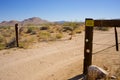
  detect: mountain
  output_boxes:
[0,20,20,26]
[0,17,49,27]
[22,17,49,25]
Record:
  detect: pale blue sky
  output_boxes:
[0,0,120,22]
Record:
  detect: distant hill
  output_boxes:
[0,20,20,26]
[54,21,67,24]
[0,17,49,27]
[21,17,49,25]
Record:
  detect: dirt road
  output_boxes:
[0,28,120,80]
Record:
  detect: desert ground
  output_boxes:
[0,28,120,80]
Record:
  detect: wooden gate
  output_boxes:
[83,18,120,74]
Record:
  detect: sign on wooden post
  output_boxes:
[83,18,120,75]
[83,18,94,74]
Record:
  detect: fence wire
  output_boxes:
[92,28,120,54]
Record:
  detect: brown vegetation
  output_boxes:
[0,22,84,49]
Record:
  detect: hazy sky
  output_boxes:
[0,0,120,22]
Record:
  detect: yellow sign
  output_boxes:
[86,20,94,26]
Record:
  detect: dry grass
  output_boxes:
[55,33,63,39]
[38,31,51,41]
[94,27,110,31]
[0,23,84,50]
[115,67,120,80]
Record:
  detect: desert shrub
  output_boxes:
[26,27,36,33]
[19,27,26,34]
[26,27,33,33]
[3,33,11,37]
[40,26,49,30]
[63,22,79,31]
[0,35,6,50]
[19,27,31,34]
[63,26,73,32]
[19,37,35,49]
[0,33,14,50]
[38,31,51,41]
[75,30,82,34]
[74,28,82,34]
[48,26,61,34]
[56,33,63,39]
[6,38,16,48]
[28,37,35,43]
[0,43,5,50]
[0,35,4,43]
[68,31,76,35]
[0,26,11,29]
[0,28,14,39]
[2,31,12,37]
[19,42,25,48]
[31,31,37,35]
[62,22,81,40]
[19,41,28,49]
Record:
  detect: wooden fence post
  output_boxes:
[15,24,19,47]
[83,18,94,74]
[114,27,119,51]
[83,19,120,75]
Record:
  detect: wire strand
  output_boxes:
[93,43,120,55]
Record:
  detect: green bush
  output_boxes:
[27,27,33,33]
[74,28,82,34]
[31,31,37,35]
[19,41,28,49]
[75,30,82,34]
[0,43,5,50]
[19,38,35,49]
[56,33,63,39]
[63,26,73,32]
[0,26,11,29]
[40,26,49,30]
[0,35,4,43]
[63,22,79,31]
[26,27,36,33]
[0,35,6,49]
[38,31,51,41]
[6,39,16,48]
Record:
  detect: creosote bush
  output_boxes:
[19,37,35,49]
[63,26,73,32]
[56,33,63,39]
[0,44,5,50]
[0,22,84,50]
[6,38,16,48]
[38,31,51,41]
[40,26,49,30]
[26,27,35,33]
[0,35,4,43]
[19,41,28,49]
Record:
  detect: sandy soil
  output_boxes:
[0,28,120,80]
